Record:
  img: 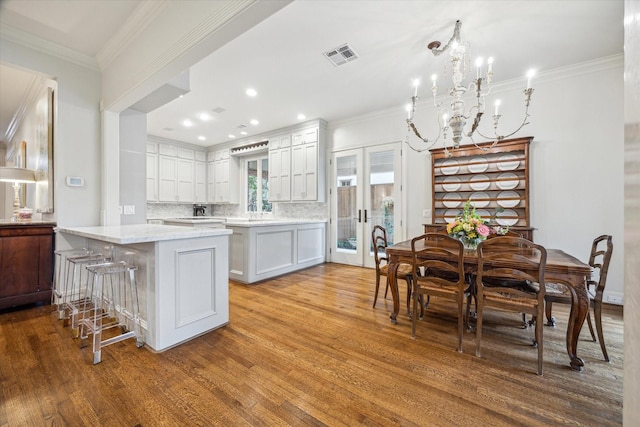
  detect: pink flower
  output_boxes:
[477,224,490,237]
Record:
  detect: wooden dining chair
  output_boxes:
[483,228,531,328]
[476,236,547,375]
[372,225,413,314]
[410,233,468,352]
[544,235,613,361]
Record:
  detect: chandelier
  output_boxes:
[405,20,535,154]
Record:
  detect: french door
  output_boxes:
[330,143,403,267]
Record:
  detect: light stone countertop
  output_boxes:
[56,224,231,245]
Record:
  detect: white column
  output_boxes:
[102,110,120,226]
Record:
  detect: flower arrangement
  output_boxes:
[446,200,491,250]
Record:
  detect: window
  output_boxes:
[247,156,272,213]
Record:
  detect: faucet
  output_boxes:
[193,204,206,216]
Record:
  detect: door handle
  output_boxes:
[364,209,368,223]
[358,209,362,223]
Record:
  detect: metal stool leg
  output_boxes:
[53,248,91,319]
[78,261,143,364]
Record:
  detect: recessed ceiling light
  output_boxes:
[250,119,259,126]
[240,131,248,136]
[246,88,257,97]
[182,119,194,127]
[198,136,206,141]
[297,114,306,120]
[198,113,212,121]
[228,134,236,139]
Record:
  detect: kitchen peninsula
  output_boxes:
[56,224,232,352]
[224,219,326,284]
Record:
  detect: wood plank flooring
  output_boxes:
[0,263,623,426]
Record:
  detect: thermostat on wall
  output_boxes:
[66,176,85,187]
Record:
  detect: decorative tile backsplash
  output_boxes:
[147,202,328,220]
[146,204,196,219]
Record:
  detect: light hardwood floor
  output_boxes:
[0,263,623,426]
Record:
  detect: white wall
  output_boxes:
[0,39,103,227]
[623,0,640,422]
[329,56,624,303]
[119,109,147,224]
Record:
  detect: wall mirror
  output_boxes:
[0,62,56,219]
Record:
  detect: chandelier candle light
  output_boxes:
[405,20,535,153]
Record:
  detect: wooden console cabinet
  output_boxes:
[0,223,55,310]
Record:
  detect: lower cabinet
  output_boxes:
[0,224,54,309]
[227,222,326,284]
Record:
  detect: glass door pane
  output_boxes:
[247,159,257,212]
[336,154,358,253]
[369,150,396,245]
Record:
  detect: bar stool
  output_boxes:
[62,253,112,337]
[53,248,94,319]
[78,260,143,364]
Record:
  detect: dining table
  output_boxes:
[386,238,592,371]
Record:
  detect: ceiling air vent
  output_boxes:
[323,43,359,67]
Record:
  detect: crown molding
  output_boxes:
[96,0,168,70]
[0,24,99,71]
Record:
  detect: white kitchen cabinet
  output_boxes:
[213,148,239,204]
[195,161,207,203]
[291,127,322,202]
[146,143,158,202]
[159,155,194,202]
[158,155,177,202]
[207,161,216,203]
[268,134,291,202]
[176,158,194,202]
[154,143,200,203]
[147,153,158,202]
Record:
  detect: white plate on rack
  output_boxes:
[467,156,488,173]
[469,174,490,191]
[497,154,520,171]
[442,176,462,192]
[497,190,520,208]
[496,172,519,190]
[496,209,518,226]
[443,193,462,208]
[475,209,491,218]
[444,209,460,223]
[469,191,490,208]
[441,159,459,175]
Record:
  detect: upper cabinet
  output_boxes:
[194,151,207,203]
[148,141,205,204]
[147,120,326,206]
[268,124,325,203]
[430,137,532,228]
[268,134,291,202]
[146,143,158,202]
[212,148,239,204]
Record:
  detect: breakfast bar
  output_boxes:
[55,224,232,352]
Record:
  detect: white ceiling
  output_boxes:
[0,0,624,148]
